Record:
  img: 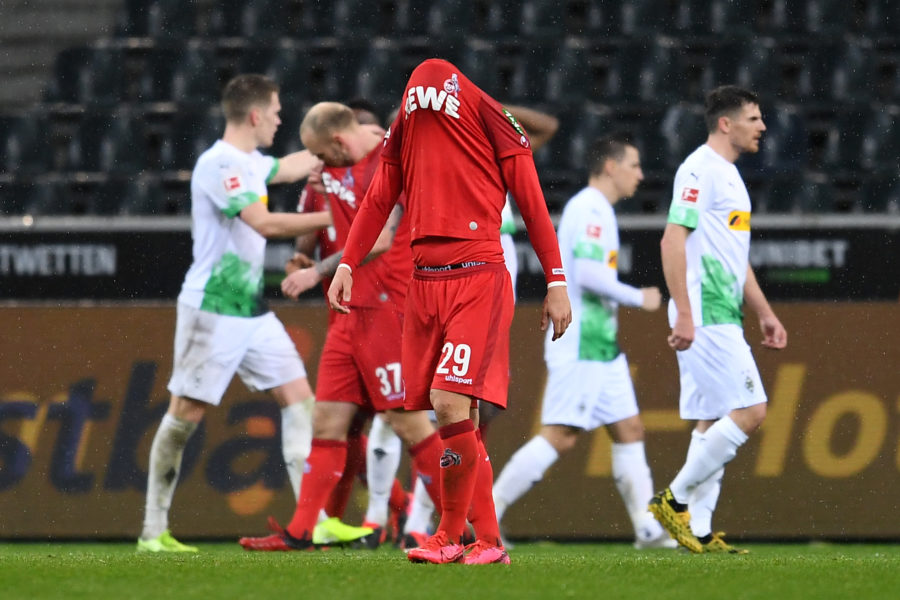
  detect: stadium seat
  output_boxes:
[159,108,223,172]
[66,109,146,174]
[45,46,125,106]
[759,105,807,175]
[619,0,672,34]
[659,102,707,169]
[116,0,196,38]
[860,105,900,172]
[674,0,755,35]
[354,39,454,109]
[459,39,539,103]
[862,0,900,33]
[2,113,52,176]
[229,0,338,38]
[169,43,220,105]
[0,178,57,216]
[798,40,875,104]
[859,170,900,213]
[519,0,610,38]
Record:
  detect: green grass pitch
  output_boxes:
[2,541,898,600]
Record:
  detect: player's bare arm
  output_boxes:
[743,265,787,349]
[285,205,403,300]
[239,201,332,238]
[641,287,662,311]
[661,222,694,350]
[269,150,322,184]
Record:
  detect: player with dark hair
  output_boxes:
[650,85,787,553]
[137,74,330,552]
[328,59,572,565]
[492,132,675,549]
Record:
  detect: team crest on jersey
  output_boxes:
[681,187,699,203]
[443,73,460,96]
[440,448,462,468]
[341,169,355,189]
[728,210,751,231]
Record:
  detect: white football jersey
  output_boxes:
[546,187,637,366]
[178,140,279,317]
[666,144,752,328]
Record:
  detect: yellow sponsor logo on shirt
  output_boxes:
[607,250,618,269]
[261,195,268,206]
[728,210,750,231]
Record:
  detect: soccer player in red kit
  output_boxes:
[329,59,572,564]
[238,102,448,552]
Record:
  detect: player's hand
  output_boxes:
[285,252,315,274]
[327,266,353,314]
[541,286,572,341]
[308,163,326,194]
[759,313,787,349]
[641,287,662,311]
[668,313,694,351]
[281,267,321,300]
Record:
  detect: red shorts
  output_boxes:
[402,262,513,411]
[315,306,405,412]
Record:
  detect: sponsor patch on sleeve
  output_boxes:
[681,187,700,203]
[224,174,244,193]
[607,250,618,269]
[728,210,751,231]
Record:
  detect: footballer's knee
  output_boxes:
[731,402,767,434]
[539,425,580,454]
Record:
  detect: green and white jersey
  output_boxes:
[546,187,643,367]
[667,144,751,328]
[178,140,280,318]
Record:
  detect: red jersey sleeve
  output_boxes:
[479,95,534,161]
[380,108,403,165]
[341,159,404,271]
[500,154,566,286]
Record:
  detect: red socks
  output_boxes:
[435,419,479,542]
[324,434,365,519]
[286,438,347,540]
[409,431,444,514]
[467,431,501,546]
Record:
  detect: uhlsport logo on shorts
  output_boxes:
[440,448,462,468]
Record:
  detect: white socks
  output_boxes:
[141,413,198,540]
[403,476,435,535]
[364,415,402,526]
[492,435,559,522]
[685,430,724,538]
[670,417,747,504]
[281,398,314,501]
[611,441,666,541]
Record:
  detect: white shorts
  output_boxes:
[677,324,767,420]
[541,353,639,429]
[167,303,307,405]
[501,233,518,300]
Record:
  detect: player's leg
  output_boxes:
[606,415,674,549]
[138,394,203,553]
[325,412,369,519]
[493,425,576,523]
[401,475,435,548]
[270,377,314,502]
[652,326,766,553]
[361,414,403,544]
[493,360,584,526]
[139,303,246,553]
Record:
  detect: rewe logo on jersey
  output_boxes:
[405,85,461,119]
[321,171,356,208]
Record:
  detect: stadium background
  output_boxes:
[0,0,898,541]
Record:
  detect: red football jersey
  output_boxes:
[302,145,412,308]
[342,59,565,285]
